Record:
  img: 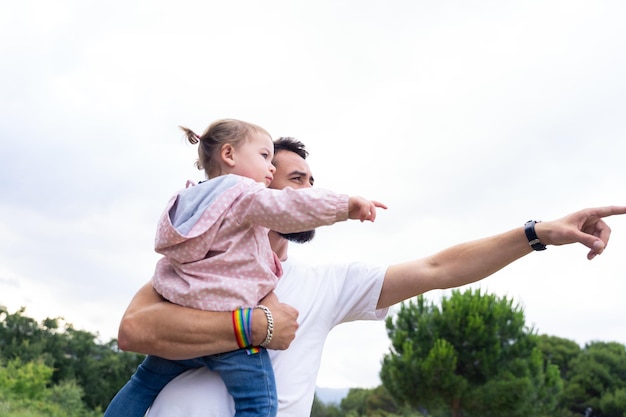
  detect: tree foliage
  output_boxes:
[561,341,626,417]
[381,289,562,417]
[537,334,582,380]
[3,299,626,417]
[0,305,144,412]
[0,359,52,400]
[312,387,425,417]
[0,358,99,417]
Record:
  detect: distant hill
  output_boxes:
[315,387,350,404]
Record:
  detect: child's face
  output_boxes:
[230,132,276,186]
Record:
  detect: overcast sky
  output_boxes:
[1,0,625,389]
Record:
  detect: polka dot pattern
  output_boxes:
[153,175,349,311]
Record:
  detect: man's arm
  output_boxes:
[117,283,299,359]
[377,206,626,309]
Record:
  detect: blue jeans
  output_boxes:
[103,349,277,417]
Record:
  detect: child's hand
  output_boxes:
[348,196,388,222]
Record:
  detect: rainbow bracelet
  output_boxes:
[232,308,260,355]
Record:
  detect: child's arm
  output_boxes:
[240,184,387,232]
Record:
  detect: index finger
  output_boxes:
[373,200,388,210]
[587,205,626,219]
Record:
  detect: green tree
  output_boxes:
[599,388,626,417]
[47,324,144,409]
[341,388,370,416]
[311,394,342,417]
[561,341,626,417]
[0,306,144,411]
[334,386,424,417]
[381,289,562,417]
[537,334,582,379]
[0,359,99,417]
[0,307,50,364]
[0,359,52,400]
[361,385,403,415]
[537,334,584,415]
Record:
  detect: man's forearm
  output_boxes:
[117,283,241,359]
[378,206,626,309]
[425,227,531,290]
[378,227,532,309]
[117,283,298,359]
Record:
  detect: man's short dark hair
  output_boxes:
[274,137,308,160]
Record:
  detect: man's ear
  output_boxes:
[220,143,236,167]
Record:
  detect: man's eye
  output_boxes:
[291,176,302,182]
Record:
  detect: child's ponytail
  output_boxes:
[179,126,200,145]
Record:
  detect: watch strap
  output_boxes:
[524,220,547,251]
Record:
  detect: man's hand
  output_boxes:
[254,292,299,350]
[348,196,388,222]
[536,205,626,260]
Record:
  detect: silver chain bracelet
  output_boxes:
[255,304,274,348]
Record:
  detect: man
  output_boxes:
[116,137,625,416]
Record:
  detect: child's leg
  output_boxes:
[103,355,202,417]
[207,348,277,417]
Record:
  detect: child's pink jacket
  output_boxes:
[152,174,349,311]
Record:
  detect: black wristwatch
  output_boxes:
[524,220,547,251]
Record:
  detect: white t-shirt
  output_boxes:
[146,257,388,417]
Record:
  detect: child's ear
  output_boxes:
[220,143,236,167]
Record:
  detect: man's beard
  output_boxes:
[278,229,316,243]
